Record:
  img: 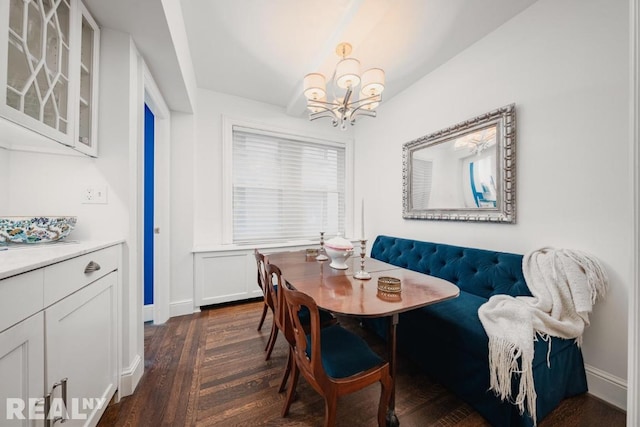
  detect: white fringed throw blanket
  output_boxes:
[478,247,608,425]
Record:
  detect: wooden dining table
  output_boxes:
[265,249,459,427]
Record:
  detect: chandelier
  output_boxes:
[454,127,497,155]
[303,43,385,130]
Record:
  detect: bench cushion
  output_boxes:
[371,235,531,299]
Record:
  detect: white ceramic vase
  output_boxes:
[324,234,354,270]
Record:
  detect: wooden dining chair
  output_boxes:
[265,263,296,390]
[254,249,277,355]
[280,279,392,427]
[265,263,336,374]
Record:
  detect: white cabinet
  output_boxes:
[0,0,100,156]
[0,313,45,427]
[45,271,117,426]
[0,244,119,426]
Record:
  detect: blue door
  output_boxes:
[144,104,155,309]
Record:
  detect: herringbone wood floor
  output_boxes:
[98,300,626,427]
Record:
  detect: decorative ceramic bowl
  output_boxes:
[0,216,77,244]
[324,234,354,270]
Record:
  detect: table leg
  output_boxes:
[386,313,400,427]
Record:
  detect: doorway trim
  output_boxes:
[143,64,170,325]
[629,0,639,424]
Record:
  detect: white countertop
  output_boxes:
[0,240,124,280]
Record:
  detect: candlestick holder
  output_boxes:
[316,231,328,261]
[354,239,371,280]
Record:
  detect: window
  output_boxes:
[230,125,347,244]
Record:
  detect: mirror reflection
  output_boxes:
[411,125,498,210]
[403,104,516,223]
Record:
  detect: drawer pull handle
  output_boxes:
[44,393,51,427]
[50,378,68,425]
[84,261,101,274]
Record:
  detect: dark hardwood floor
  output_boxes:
[98,300,626,427]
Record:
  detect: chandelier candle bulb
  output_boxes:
[307,96,327,113]
[362,94,381,111]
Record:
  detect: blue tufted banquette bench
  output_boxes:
[366,235,588,427]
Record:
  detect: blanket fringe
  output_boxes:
[487,337,537,426]
[536,332,552,368]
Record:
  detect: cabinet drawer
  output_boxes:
[44,245,119,307]
[0,269,44,333]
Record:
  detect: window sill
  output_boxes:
[192,237,361,254]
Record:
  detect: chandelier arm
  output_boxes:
[349,98,379,119]
[347,93,382,107]
[309,99,340,108]
[351,108,377,118]
[309,109,339,122]
[349,109,376,124]
[350,104,378,115]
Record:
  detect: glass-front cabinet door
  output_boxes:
[75,1,98,156]
[0,0,100,156]
[0,0,75,146]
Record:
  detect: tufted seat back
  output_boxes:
[371,235,531,299]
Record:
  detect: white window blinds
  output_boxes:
[411,159,433,210]
[232,127,346,244]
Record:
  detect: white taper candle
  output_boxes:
[361,198,365,239]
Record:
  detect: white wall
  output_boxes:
[4,150,128,241]
[169,111,196,312]
[0,148,9,212]
[98,28,145,395]
[354,0,630,409]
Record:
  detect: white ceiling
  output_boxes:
[181,0,538,116]
[85,0,538,115]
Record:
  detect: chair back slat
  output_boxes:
[280,279,325,382]
[254,250,273,308]
[266,263,293,345]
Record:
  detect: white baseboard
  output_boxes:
[119,354,143,398]
[170,299,196,318]
[143,304,154,322]
[585,364,627,410]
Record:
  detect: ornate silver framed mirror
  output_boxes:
[402,104,516,223]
